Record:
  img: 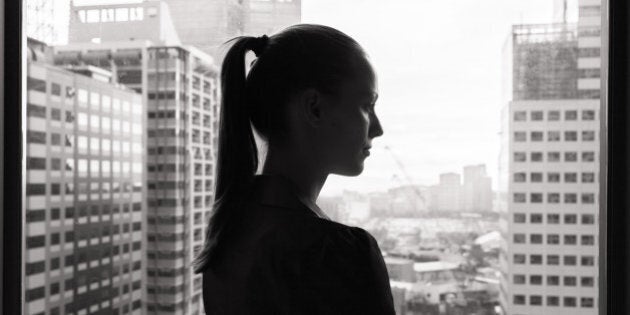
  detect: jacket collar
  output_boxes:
[248,174,330,220]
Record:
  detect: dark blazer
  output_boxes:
[202,175,395,315]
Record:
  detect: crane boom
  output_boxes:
[384,146,426,203]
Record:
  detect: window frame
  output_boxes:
[2,1,629,315]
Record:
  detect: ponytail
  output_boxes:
[193,37,261,273]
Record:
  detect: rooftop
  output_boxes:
[413,261,458,273]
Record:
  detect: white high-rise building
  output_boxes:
[499,1,601,313]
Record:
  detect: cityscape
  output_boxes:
[24,0,601,315]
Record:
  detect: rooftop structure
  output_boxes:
[512,23,579,100]
[69,0,181,46]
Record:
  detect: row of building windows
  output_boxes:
[514,151,595,162]
[513,295,594,308]
[513,192,596,204]
[513,233,595,245]
[193,162,214,176]
[513,274,595,287]
[579,26,601,37]
[75,136,142,154]
[28,78,141,116]
[26,182,142,196]
[513,130,596,142]
[579,5,601,17]
[27,254,141,282]
[147,163,185,173]
[147,146,187,156]
[513,109,595,122]
[191,129,213,144]
[147,232,187,242]
[148,181,187,190]
[77,7,149,24]
[27,157,73,171]
[513,213,596,224]
[27,130,73,147]
[33,298,141,315]
[26,203,142,223]
[76,112,141,134]
[513,172,596,183]
[27,131,141,156]
[193,179,214,192]
[27,104,75,122]
[77,159,143,175]
[513,254,596,266]
[147,215,187,225]
[188,147,214,160]
[27,230,142,249]
[578,47,601,58]
[77,89,141,115]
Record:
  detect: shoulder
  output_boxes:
[283,219,396,314]
[266,212,379,254]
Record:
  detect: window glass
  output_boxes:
[22,1,606,314]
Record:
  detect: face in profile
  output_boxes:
[319,65,384,176]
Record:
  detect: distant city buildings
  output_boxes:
[49,1,222,314]
[162,0,301,57]
[499,1,601,314]
[428,165,493,213]
[463,165,493,212]
[68,1,182,46]
[25,38,145,315]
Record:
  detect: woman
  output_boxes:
[194,24,394,314]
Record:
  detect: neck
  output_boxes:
[261,145,327,205]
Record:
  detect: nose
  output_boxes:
[368,112,384,138]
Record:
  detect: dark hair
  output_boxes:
[193,24,371,273]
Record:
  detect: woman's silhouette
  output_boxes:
[194,24,394,314]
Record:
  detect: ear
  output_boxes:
[298,88,324,127]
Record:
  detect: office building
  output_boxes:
[500,7,600,313]
[429,173,462,212]
[57,2,221,314]
[25,38,145,315]
[162,0,301,57]
[511,23,578,100]
[68,0,181,46]
[462,165,492,212]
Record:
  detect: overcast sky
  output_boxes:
[58,0,579,196]
[302,0,578,196]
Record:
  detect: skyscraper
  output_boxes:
[162,0,301,57]
[462,164,492,212]
[57,1,221,313]
[500,4,601,313]
[429,173,462,212]
[25,38,145,315]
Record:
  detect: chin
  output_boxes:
[333,163,364,177]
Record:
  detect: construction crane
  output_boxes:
[384,145,426,204]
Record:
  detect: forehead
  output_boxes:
[341,69,378,101]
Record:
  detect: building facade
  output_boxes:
[25,40,145,315]
[429,173,462,212]
[68,0,182,46]
[57,2,222,314]
[54,40,220,315]
[462,165,493,212]
[500,2,601,312]
[162,0,301,57]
